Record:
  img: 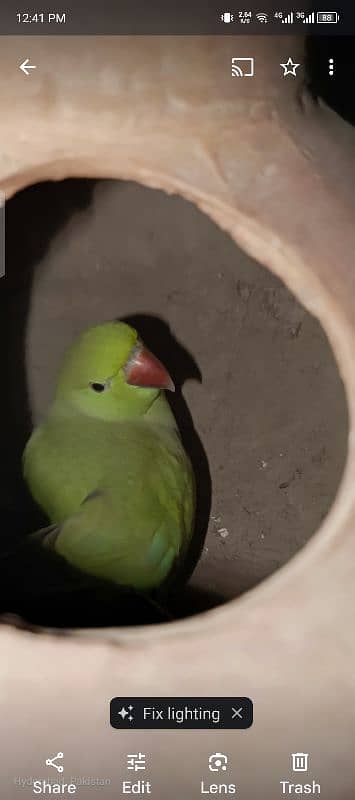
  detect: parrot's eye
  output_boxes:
[90,382,106,393]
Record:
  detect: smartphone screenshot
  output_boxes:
[1,1,354,798]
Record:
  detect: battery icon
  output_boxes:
[316,12,339,23]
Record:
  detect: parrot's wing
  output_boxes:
[40,488,182,592]
[30,524,62,548]
[0,527,173,626]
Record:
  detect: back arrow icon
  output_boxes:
[20,59,37,76]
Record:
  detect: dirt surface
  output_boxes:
[2,178,348,620]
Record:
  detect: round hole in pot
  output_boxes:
[1,178,348,628]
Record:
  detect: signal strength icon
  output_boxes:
[256,12,268,23]
[282,11,294,23]
[303,11,315,23]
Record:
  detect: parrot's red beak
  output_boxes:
[124,344,175,392]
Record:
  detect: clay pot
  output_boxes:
[1,35,354,798]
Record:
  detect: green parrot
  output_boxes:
[23,321,195,594]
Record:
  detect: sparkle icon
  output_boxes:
[280,57,301,77]
[118,705,134,722]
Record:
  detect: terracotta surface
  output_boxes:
[1,34,355,798]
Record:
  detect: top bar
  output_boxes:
[0,2,352,35]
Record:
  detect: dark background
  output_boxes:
[306,36,355,124]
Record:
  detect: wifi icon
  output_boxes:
[256,12,268,23]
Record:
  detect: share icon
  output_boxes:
[45,752,64,773]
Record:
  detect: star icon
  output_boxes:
[280,57,301,77]
[118,706,129,720]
